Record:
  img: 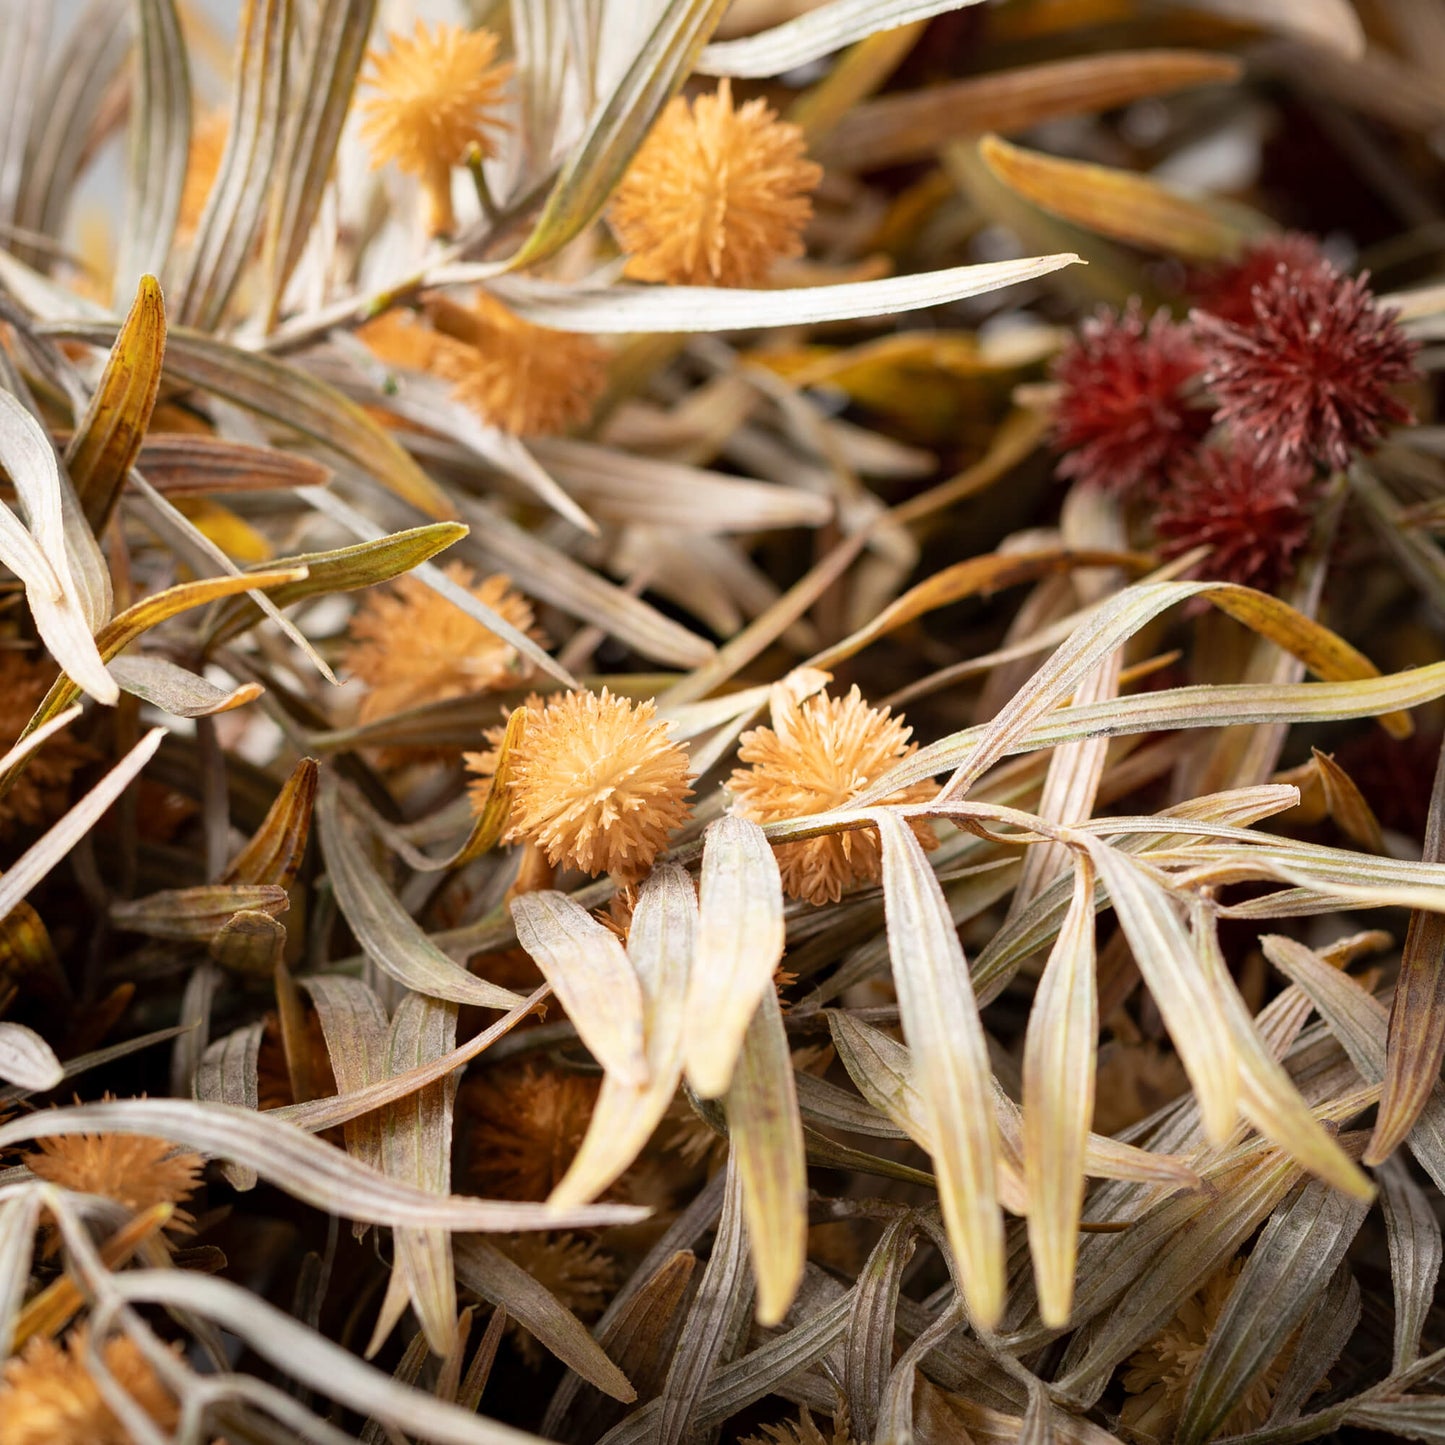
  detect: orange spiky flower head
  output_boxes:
[0,1329,180,1445]
[609,78,822,287]
[728,683,937,905]
[476,688,694,881]
[425,291,610,436]
[343,561,543,724]
[359,21,513,236]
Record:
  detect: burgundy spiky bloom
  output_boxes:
[1193,257,1419,473]
[1185,233,1324,326]
[1155,447,1314,593]
[1051,301,1209,496]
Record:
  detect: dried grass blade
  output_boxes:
[317,785,527,1010]
[19,567,305,739]
[260,0,374,323]
[1171,0,1364,56]
[222,757,318,889]
[1023,853,1096,1327]
[0,1190,40,1357]
[194,1022,263,1190]
[1267,1263,1359,1427]
[485,254,1080,332]
[376,995,460,1358]
[303,975,389,1192]
[135,433,332,494]
[0,8,47,227]
[454,1239,635,1401]
[875,809,1003,1328]
[511,891,648,1087]
[685,816,785,1099]
[1084,839,1237,1141]
[819,51,1242,170]
[0,390,114,703]
[550,863,694,1207]
[108,1269,558,1445]
[1192,902,1371,1198]
[1175,1177,1370,1445]
[1369,737,1445,1164]
[654,1158,753,1445]
[876,1299,966,1445]
[0,728,165,921]
[724,988,806,1326]
[1059,1146,1306,1404]
[177,0,291,330]
[108,656,262,718]
[111,883,287,941]
[207,521,469,646]
[1262,935,1445,1190]
[118,0,189,289]
[1012,651,1118,913]
[48,322,455,520]
[0,1100,646,1232]
[65,274,165,534]
[14,0,129,256]
[845,1217,915,1440]
[697,0,985,77]
[1379,1158,1441,1373]
[0,1023,62,1091]
[509,0,732,269]
[978,133,1250,260]
[457,499,711,671]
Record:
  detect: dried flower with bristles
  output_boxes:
[0,1329,180,1445]
[176,109,227,245]
[1155,446,1315,593]
[459,1061,599,1201]
[0,654,87,839]
[728,686,936,906]
[741,1406,854,1445]
[493,1233,617,1366]
[1120,1258,1313,1437]
[359,21,513,236]
[1185,233,1325,327]
[26,1128,204,1235]
[343,561,542,725]
[1194,255,1419,472]
[1051,301,1209,496]
[609,78,822,287]
[425,291,610,436]
[495,688,694,882]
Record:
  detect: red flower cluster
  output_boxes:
[1050,301,1208,496]
[1155,447,1315,593]
[1047,234,1421,591]
[1193,260,1418,472]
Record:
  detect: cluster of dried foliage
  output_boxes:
[3,0,1445,1441]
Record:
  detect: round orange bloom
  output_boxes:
[359,21,513,236]
[27,1129,204,1234]
[0,1329,179,1445]
[343,561,543,724]
[495,688,694,881]
[426,291,610,436]
[727,685,936,905]
[609,78,821,286]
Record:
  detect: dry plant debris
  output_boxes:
[1,2,1445,1443]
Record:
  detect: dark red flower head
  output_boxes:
[1185,232,1324,327]
[1193,256,1419,473]
[1051,300,1210,496]
[1155,446,1314,593]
